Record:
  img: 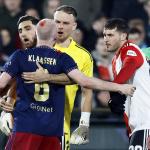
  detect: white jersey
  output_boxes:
[112,41,150,136]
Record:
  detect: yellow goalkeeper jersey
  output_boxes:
[54,38,93,134]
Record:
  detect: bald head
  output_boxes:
[36,19,56,41]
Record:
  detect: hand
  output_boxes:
[0,96,14,112]
[119,84,136,96]
[70,125,89,145]
[0,112,13,135]
[108,92,126,116]
[22,62,49,83]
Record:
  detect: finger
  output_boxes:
[1,106,14,112]
[36,61,43,69]
[0,104,14,112]
[1,101,13,107]
[1,104,14,110]
[24,81,35,84]
[22,72,35,76]
[3,108,14,112]
[129,92,133,97]
[22,76,33,80]
[22,75,34,80]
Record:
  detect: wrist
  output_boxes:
[44,73,51,82]
[79,112,91,127]
[115,83,122,92]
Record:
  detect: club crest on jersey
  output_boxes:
[127,50,137,56]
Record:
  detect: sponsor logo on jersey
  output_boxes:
[127,50,137,56]
[30,103,54,112]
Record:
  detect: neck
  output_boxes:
[56,38,71,48]
[36,40,54,48]
[116,40,127,53]
[101,55,109,59]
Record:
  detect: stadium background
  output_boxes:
[0,0,150,149]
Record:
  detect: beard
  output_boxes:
[31,37,37,48]
[24,37,37,49]
[56,34,69,43]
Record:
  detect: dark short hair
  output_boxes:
[104,18,129,34]
[55,5,77,20]
[17,15,39,27]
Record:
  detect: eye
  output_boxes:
[55,20,60,24]
[26,26,31,30]
[18,29,22,33]
[63,22,69,25]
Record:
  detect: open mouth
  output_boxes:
[24,38,29,42]
[57,31,63,35]
[106,43,111,47]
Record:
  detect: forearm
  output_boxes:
[68,69,121,92]
[81,88,92,112]
[82,77,122,92]
[46,73,74,85]
[6,80,17,105]
[0,72,11,90]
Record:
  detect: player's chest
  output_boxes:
[112,54,123,75]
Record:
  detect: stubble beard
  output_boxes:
[56,35,69,43]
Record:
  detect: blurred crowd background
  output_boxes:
[1,0,150,149]
[0,0,150,111]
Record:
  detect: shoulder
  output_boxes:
[121,42,142,59]
[10,49,23,57]
[120,42,144,66]
[73,41,93,62]
[60,51,73,59]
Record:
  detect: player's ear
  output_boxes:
[121,33,127,41]
[72,22,77,31]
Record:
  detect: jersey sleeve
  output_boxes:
[3,51,20,78]
[82,53,93,77]
[60,53,78,73]
[113,46,144,83]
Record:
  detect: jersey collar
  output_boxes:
[116,40,131,57]
[54,37,75,50]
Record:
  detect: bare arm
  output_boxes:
[40,73,74,85]
[0,72,12,90]
[0,81,17,112]
[68,69,135,96]
[22,62,74,85]
[6,80,17,105]
[81,88,92,112]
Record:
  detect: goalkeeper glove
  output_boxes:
[0,112,13,136]
[70,120,89,145]
[108,92,126,116]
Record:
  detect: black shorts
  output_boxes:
[129,129,150,150]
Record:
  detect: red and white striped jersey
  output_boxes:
[112,41,150,136]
